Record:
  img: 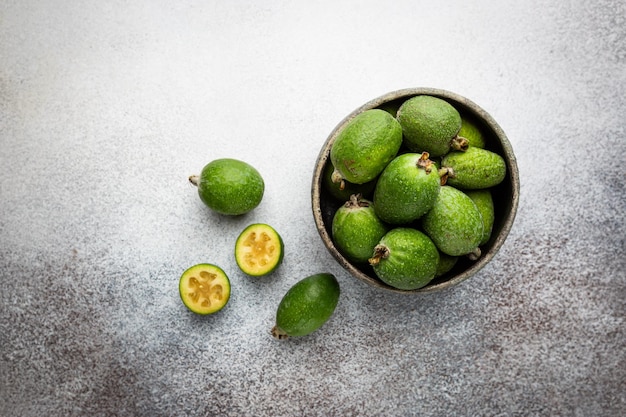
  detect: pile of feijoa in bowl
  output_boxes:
[326,94,507,291]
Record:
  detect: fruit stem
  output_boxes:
[451,135,469,152]
[438,167,452,185]
[346,193,369,208]
[368,244,389,266]
[189,175,200,187]
[416,152,434,173]
[330,169,346,190]
[467,247,482,261]
[271,326,289,340]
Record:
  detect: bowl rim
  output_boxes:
[311,87,520,294]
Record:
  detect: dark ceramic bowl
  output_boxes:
[311,88,519,293]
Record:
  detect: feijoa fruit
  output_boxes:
[189,158,264,215]
[332,194,387,263]
[373,152,440,224]
[368,228,440,290]
[272,273,340,339]
[330,109,402,186]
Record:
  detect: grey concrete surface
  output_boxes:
[1,1,624,416]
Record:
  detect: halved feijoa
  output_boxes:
[235,223,284,276]
[179,264,231,315]
[272,273,340,339]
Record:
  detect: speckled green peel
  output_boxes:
[373,152,440,224]
[465,189,495,245]
[441,147,506,190]
[368,228,439,290]
[330,109,403,185]
[396,95,463,157]
[459,115,486,149]
[322,161,376,201]
[272,273,340,339]
[332,195,387,263]
[435,253,459,277]
[190,158,264,215]
[421,186,484,257]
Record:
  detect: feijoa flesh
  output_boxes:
[441,147,506,190]
[272,273,340,339]
[189,158,264,215]
[373,152,440,224]
[179,264,231,315]
[235,223,284,276]
[332,194,387,263]
[421,186,483,257]
[369,228,440,290]
[396,95,467,157]
[330,109,402,185]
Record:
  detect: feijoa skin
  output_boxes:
[435,253,458,277]
[368,228,440,290]
[421,186,484,257]
[396,95,466,158]
[459,115,486,149]
[322,161,376,201]
[441,147,506,190]
[330,109,403,185]
[272,273,340,339]
[373,152,440,224]
[332,194,387,263]
[465,189,495,245]
[189,159,264,215]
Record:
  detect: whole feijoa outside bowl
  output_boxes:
[311,87,519,294]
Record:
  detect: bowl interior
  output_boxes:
[312,88,519,294]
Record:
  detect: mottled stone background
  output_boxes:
[1,1,624,416]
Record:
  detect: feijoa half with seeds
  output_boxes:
[179,264,231,315]
[369,228,440,290]
[272,273,340,339]
[235,223,284,276]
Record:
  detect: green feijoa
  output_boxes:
[441,147,506,190]
[189,158,264,215]
[332,194,387,263]
[435,253,459,277]
[272,273,340,339]
[373,152,440,224]
[330,109,402,185]
[465,189,495,245]
[369,228,439,290]
[396,95,467,157]
[459,115,486,148]
[421,186,483,257]
[322,161,376,201]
